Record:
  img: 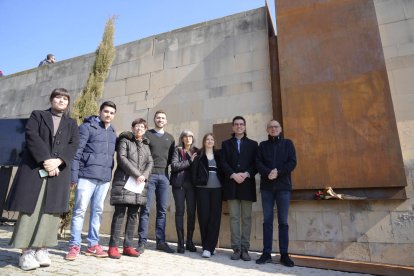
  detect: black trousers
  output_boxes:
[172,185,196,237]
[109,204,141,248]
[196,187,222,253]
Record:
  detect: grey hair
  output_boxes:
[179,130,195,148]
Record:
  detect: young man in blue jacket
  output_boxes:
[65,101,117,261]
[256,120,296,267]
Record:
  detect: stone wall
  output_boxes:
[0,7,273,254]
[1,2,413,267]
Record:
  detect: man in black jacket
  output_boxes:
[256,120,296,267]
[221,116,258,261]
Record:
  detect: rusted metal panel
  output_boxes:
[275,0,406,190]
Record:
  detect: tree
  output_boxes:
[71,16,116,124]
[59,16,116,237]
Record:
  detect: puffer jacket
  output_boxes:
[110,131,154,206]
[71,116,117,183]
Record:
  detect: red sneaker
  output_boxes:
[123,247,140,257]
[108,246,121,259]
[85,244,108,258]
[65,246,80,261]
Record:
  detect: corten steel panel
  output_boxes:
[275,0,406,190]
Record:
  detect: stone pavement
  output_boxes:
[0,225,370,276]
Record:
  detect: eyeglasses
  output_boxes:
[268,125,281,129]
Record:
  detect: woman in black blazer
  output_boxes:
[6,88,79,271]
[191,133,224,258]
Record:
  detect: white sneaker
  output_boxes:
[19,250,40,271]
[35,248,51,267]
[202,250,211,258]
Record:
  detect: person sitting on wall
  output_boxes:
[38,54,56,67]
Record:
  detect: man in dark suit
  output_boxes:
[221,116,258,261]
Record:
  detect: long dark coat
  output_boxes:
[221,136,258,201]
[6,109,79,214]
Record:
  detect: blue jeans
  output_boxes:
[138,174,170,245]
[69,178,110,247]
[261,189,291,254]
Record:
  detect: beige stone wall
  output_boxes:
[99,8,273,248]
[0,7,273,253]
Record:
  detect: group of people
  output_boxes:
[5,88,297,271]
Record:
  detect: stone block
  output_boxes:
[383,45,399,59]
[304,241,344,258]
[338,242,371,262]
[126,74,150,95]
[113,38,153,65]
[339,212,359,242]
[115,62,129,80]
[135,98,154,111]
[379,19,414,47]
[304,241,321,256]
[127,59,140,77]
[295,211,323,241]
[390,211,414,242]
[374,0,406,24]
[369,242,414,266]
[398,42,414,56]
[128,91,147,103]
[103,80,126,99]
[355,211,394,243]
[289,241,306,255]
[138,53,164,75]
[403,0,414,18]
[254,212,263,240]
[208,82,253,99]
[393,94,414,121]
[392,66,414,95]
[321,212,343,241]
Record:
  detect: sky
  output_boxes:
[0,0,276,76]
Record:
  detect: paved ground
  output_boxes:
[0,224,370,276]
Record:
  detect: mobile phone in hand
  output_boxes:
[39,169,48,178]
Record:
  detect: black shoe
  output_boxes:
[137,243,145,254]
[230,249,241,260]
[256,252,272,264]
[156,242,175,253]
[185,242,197,252]
[177,245,185,254]
[240,249,251,261]
[280,253,294,267]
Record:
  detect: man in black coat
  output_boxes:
[221,116,258,261]
[256,120,296,267]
